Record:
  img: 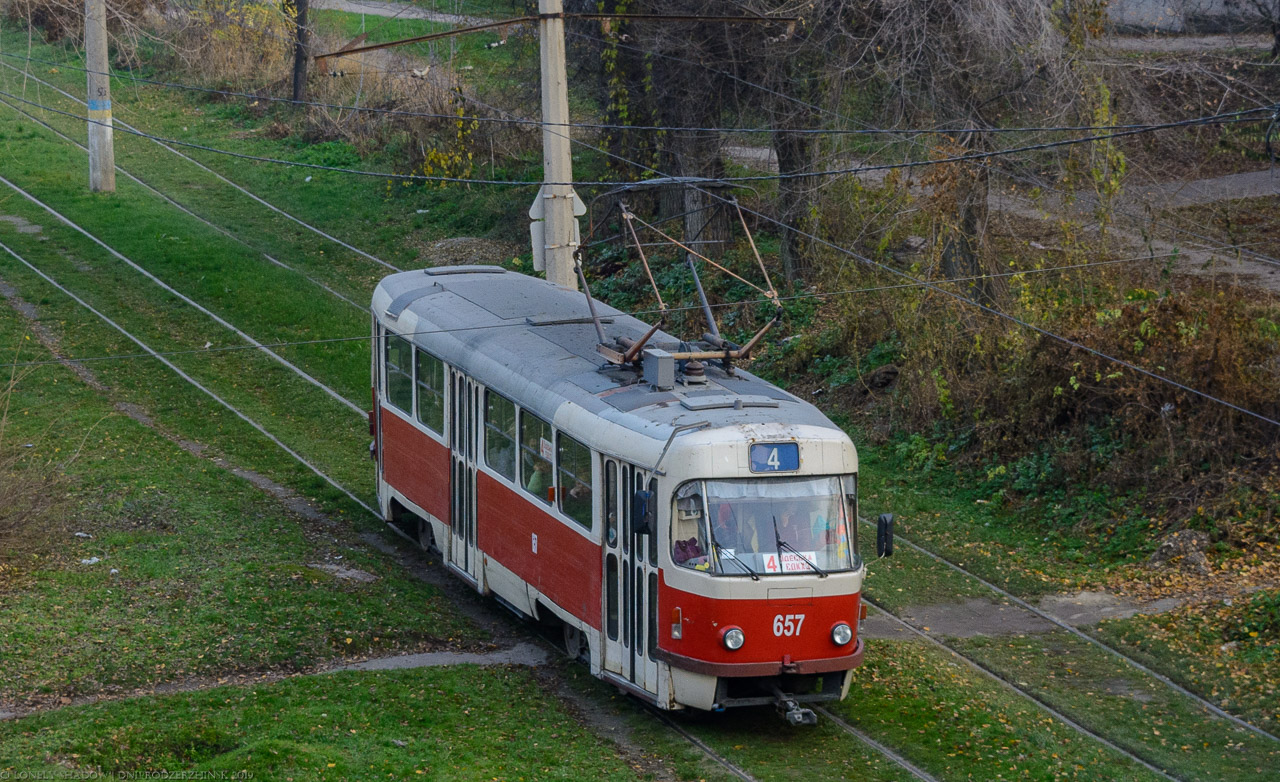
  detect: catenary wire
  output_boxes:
[0,238,379,516]
[0,85,1269,188]
[450,70,1280,431]
[0,90,367,311]
[0,246,1240,371]
[0,172,367,416]
[569,26,1280,270]
[0,61,404,273]
[2,49,1262,138]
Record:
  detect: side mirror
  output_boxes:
[876,513,895,558]
[632,490,654,535]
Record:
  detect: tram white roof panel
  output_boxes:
[373,269,843,444]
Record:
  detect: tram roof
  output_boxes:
[373,266,840,441]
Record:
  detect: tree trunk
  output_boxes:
[773,129,818,283]
[938,161,1001,307]
[1272,21,1280,60]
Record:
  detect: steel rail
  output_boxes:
[857,517,1280,743]
[0,90,366,312]
[639,705,758,782]
[860,598,1182,782]
[0,173,366,418]
[812,706,940,782]
[0,62,401,274]
[0,239,377,517]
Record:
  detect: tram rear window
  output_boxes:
[485,392,516,481]
[385,334,413,413]
[672,476,859,575]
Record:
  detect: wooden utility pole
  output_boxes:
[292,0,310,102]
[85,0,114,192]
[529,0,581,290]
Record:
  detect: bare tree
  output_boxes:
[867,0,1079,305]
[1229,0,1280,57]
[569,0,863,282]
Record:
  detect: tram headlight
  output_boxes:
[721,626,745,651]
[831,622,853,646]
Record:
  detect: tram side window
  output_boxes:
[385,333,413,413]
[672,482,710,570]
[484,391,517,481]
[557,433,592,530]
[520,411,554,504]
[415,349,445,433]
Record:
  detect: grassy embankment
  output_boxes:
[0,18,1269,782]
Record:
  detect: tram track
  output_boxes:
[856,515,1280,743]
[0,61,402,275]
[0,198,1220,779]
[0,188,780,782]
[0,88,366,312]
[0,186,1240,778]
[0,62,1261,779]
[0,237,376,516]
[641,705,758,782]
[811,707,939,782]
[859,595,1182,782]
[0,172,366,417]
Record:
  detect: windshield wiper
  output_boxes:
[772,516,828,577]
[709,526,759,581]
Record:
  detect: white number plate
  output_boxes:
[772,613,806,637]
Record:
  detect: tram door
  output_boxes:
[449,371,479,584]
[602,458,659,693]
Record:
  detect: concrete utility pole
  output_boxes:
[292,0,310,102]
[529,0,582,290]
[85,0,114,192]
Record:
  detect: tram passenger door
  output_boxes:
[449,371,479,585]
[602,459,659,694]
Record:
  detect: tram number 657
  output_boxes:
[773,613,805,637]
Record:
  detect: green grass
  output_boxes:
[0,666,638,780]
[0,17,1276,782]
[0,297,474,701]
[1093,604,1280,731]
[831,639,1165,781]
[853,438,1117,598]
[954,632,1280,781]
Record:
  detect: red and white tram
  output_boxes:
[370,266,887,723]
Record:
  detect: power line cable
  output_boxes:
[452,65,1280,431]
[2,49,1253,138]
[0,247,1237,371]
[0,237,379,516]
[0,90,367,311]
[0,61,404,272]
[0,171,366,416]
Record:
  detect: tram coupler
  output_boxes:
[770,686,817,726]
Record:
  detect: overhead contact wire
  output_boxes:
[0,173,366,417]
[0,239,378,516]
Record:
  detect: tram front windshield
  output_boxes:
[671,476,857,575]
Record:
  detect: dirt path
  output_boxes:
[1099,33,1273,53]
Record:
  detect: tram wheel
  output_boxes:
[563,623,588,662]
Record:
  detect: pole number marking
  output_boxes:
[773,613,805,637]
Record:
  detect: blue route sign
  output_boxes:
[749,442,799,473]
